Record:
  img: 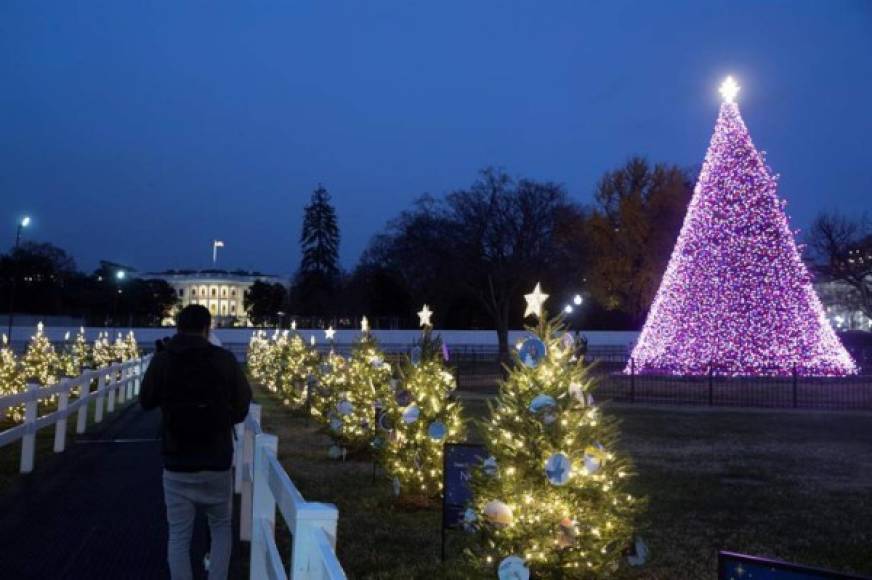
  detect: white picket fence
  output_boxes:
[0,356,152,473]
[234,404,346,580]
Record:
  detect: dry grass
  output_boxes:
[256,386,872,579]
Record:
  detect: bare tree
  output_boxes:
[807,211,872,319]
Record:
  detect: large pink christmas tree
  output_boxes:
[628,78,855,377]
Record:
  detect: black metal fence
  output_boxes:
[442,346,872,411]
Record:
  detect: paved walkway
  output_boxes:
[0,402,248,579]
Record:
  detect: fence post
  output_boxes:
[134,358,143,396]
[53,385,70,453]
[629,357,636,403]
[292,503,340,580]
[117,365,126,405]
[76,377,90,434]
[251,432,278,580]
[792,364,798,408]
[708,363,714,406]
[234,422,245,494]
[20,383,39,473]
[94,371,106,423]
[107,369,116,414]
[240,404,262,542]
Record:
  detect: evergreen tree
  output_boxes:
[92,332,114,368]
[468,285,641,578]
[23,322,59,386]
[292,185,340,316]
[276,331,320,410]
[321,318,392,455]
[377,308,465,498]
[71,327,91,370]
[309,349,350,427]
[629,77,855,376]
[246,330,270,384]
[0,334,25,422]
[58,331,80,377]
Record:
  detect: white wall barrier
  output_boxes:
[234,404,346,580]
[0,355,152,473]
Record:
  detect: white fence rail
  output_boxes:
[0,355,152,473]
[234,404,346,580]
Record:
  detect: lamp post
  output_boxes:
[111,270,126,331]
[6,215,31,339]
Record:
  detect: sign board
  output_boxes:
[719,551,871,580]
[442,443,486,529]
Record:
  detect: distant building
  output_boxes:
[815,280,872,332]
[140,269,282,327]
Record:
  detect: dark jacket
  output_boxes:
[140,333,252,472]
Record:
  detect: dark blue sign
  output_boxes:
[719,552,871,580]
[442,443,486,529]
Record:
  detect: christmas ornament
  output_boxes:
[583,443,605,475]
[626,536,649,567]
[497,555,529,580]
[557,517,578,549]
[483,500,513,528]
[378,413,393,432]
[568,382,586,404]
[427,421,446,441]
[518,338,547,368]
[395,389,412,407]
[528,394,556,414]
[462,508,478,532]
[401,404,420,424]
[336,400,353,416]
[327,445,343,459]
[482,456,498,477]
[545,452,572,486]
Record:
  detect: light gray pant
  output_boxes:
[163,469,233,580]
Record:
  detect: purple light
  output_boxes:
[627,96,856,377]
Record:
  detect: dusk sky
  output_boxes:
[2,1,870,275]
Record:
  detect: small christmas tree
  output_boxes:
[71,327,91,370]
[92,332,115,368]
[378,305,465,498]
[469,284,641,577]
[322,317,393,455]
[246,330,270,384]
[310,348,349,426]
[122,331,139,361]
[275,332,320,410]
[57,331,81,377]
[22,322,59,386]
[0,335,25,422]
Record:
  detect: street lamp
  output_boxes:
[573,294,583,306]
[7,215,32,338]
[564,305,574,314]
[111,270,126,329]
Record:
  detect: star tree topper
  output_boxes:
[417,304,433,328]
[523,282,549,319]
[719,75,740,103]
[361,316,369,333]
[325,326,336,341]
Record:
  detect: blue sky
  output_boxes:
[2,0,870,274]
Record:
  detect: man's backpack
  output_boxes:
[162,347,233,447]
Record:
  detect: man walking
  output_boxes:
[140,305,252,580]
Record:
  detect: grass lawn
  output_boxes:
[255,385,872,579]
